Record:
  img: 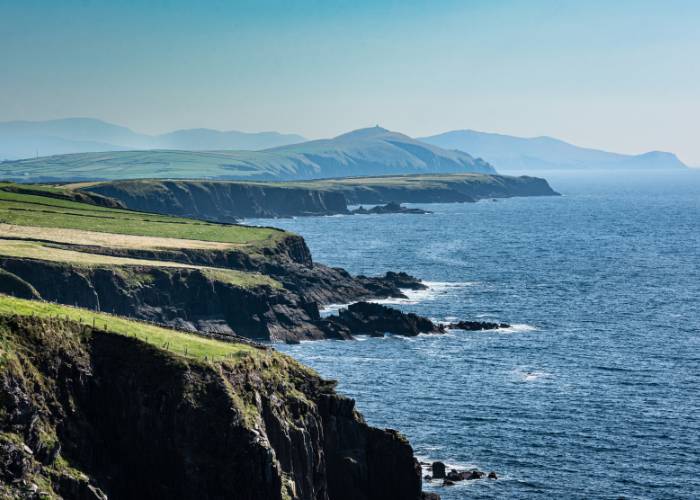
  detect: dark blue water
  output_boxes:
[250,171,700,499]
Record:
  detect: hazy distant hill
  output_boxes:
[0,126,495,183]
[0,118,306,160]
[421,129,688,171]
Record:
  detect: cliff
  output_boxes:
[85,180,349,222]
[84,173,560,221]
[1,186,426,342]
[0,305,427,499]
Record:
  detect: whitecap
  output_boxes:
[497,323,537,333]
[319,281,473,316]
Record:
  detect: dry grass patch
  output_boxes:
[0,239,281,289]
[0,223,233,251]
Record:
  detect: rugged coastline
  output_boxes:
[0,181,512,499]
[81,173,559,222]
[0,302,431,499]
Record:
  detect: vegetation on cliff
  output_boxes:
[0,297,425,499]
[0,188,283,246]
[0,183,425,342]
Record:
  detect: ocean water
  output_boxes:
[249,171,700,499]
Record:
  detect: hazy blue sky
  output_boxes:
[1,0,698,164]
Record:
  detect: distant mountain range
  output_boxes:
[0,118,306,160]
[0,118,689,175]
[0,126,495,183]
[420,130,688,171]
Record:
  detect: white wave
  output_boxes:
[513,367,552,382]
[371,281,476,306]
[496,323,537,333]
[319,281,473,316]
[416,455,481,473]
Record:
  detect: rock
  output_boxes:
[442,480,455,486]
[351,202,432,215]
[381,271,428,290]
[327,302,444,337]
[424,475,432,481]
[465,470,485,480]
[447,320,510,331]
[446,470,464,481]
[432,461,446,479]
[488,471,498,479]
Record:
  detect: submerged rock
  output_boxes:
[447,320,510,331]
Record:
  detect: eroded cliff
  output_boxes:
[0,313,426,499]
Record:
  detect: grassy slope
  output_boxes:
[0,188,283,246]
[0,127,495,182]
[0,293,256,361]
[0,185,289,289]
[0,239,280,288]
[269,173,512,190]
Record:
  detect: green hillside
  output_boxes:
[0,127,495,183]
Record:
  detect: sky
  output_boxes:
[1,0,699,164]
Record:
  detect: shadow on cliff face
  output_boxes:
[0,316,426,499]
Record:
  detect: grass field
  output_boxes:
[0,223,234,250]
[0,188,284,246]
[0,239,281,288]
[0,293,258,361]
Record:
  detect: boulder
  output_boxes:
[431,461,446,479]
[488,471,498,479]
[465,470,485,480]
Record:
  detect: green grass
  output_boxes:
[0,294,259,361]
[0,239,281,289]
[0,188,284,246]
[0,128,494,184]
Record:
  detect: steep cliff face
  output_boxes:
[84,174,559,222]
[0,315,425,499]
[88,180,349,222]
[0,257,422,342]
[0,258,327,342]
[337,175,559,204]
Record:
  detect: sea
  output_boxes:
[247,170,700,499]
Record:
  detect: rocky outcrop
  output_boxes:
[0,314,429,499]
[448,320,510,331]
[320,302,511,339]
[351,202,431,215]
[325,302,443,337]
